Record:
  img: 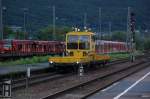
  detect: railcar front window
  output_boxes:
[67,35,78,49]
[67,35,90,50]
[79,36,90,50]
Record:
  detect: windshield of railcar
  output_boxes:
[67,35,78,49]
[79,36,90,50]
[67,35,90,50]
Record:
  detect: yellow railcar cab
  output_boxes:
[66,32,95,57]
[49,31,110,69]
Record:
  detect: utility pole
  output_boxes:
[99,7,102,53]
[52,5,56,40]
[107,22,112,53]
[2,6,6,39]
[99,7,102,40]
[0,0,3,40]
[23,8,28,40]
[109,22,112,40]
[84,13,87,30]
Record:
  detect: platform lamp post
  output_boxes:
[25,67,31,98]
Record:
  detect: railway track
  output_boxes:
[8,59,130,99]
[12,72,64,89]
[0,58,127,90]
[41,59,150,99]
[0,72,73,98]
[2,72,72,91]
[13,59,128,88]
[0,54,149,99]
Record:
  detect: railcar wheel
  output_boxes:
[85,62,91,71]
[72,64,79,73]
[55,66,68,73]
[101,61,106,67]
[49,63,54,68]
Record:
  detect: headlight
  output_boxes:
[50,61,53,64]
[76,61,79,64]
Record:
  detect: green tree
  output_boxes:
[3,26,15,39]
[135,32,143,50]
[36,25,72,41]
[144,38,150,50]
[111,31,126,41]
[3,26,25,39]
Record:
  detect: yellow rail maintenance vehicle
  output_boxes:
[49,31,110,71]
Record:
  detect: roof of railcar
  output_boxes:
[67,31,95,35]
[96,40,126,44]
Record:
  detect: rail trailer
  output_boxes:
[95,40,128,54]
[48,31,111,71]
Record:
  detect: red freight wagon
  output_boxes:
[0,39,65,56]
[0,39,12,53]
[12,40,34,54]
[0,40,4,53]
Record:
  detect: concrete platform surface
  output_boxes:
[88,65,150,99]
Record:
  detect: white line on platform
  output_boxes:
[102,82,120,92]
[113,71,150,99]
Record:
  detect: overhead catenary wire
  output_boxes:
[2,3,149,34]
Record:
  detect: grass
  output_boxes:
[0,51,143,67]
[109,51,143,61]
[109,53,130,60]
[0,55,58,67]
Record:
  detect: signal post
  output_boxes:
[130,12,136,62]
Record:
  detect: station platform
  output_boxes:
[88,65,150,99]
[0,63,49,75]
